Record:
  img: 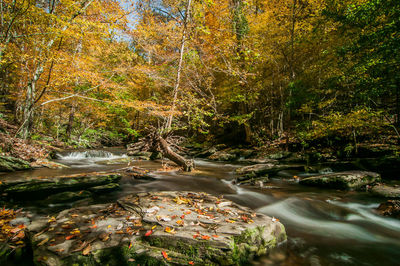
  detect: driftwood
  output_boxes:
[127,129,194,171]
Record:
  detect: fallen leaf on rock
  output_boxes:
[71,214,79,218]
[201,235,210,240]
[212,235,219,238]
[144,230,153,236]
[37,238,49,246]
[82,244,91,255]
[272,217,279,222]
[65,235,75,240]
[164,227,176,234]
[176,220,184,226]
[193,234,200,239]
[162,250,171,261]
[48,217,56,223]
[15,230,25,239]
[10,227,22,234]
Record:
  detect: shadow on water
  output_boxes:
[2,148,400,265]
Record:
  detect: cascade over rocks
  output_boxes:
[27,191,286,265]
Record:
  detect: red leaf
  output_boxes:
[144,230,153,236]
[162,250,171,261]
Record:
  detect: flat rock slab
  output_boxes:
[370,184,400,198]
[236,163,303,177]
[0,155,31,172]
[299,171,380,190]
[1,172,121,199]
[28,191,286,265]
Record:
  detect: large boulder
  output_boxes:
[28,191,286,266]
[236,163,303,177]
[1,173,121,199]
[299,171,380,190]
[44,191,92,204]
[0,155,31,172]
[370,184,400,198]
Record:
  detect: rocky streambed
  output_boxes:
[3,191,286,265]
[1,147,400,265]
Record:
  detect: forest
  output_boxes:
[0,0,400,265]
[1,0,399,150]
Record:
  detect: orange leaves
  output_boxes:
[164,227,176,234]
[162,250,171,261]
[201,235,210,240]
[65,235,75,240]
[176,220,184,226]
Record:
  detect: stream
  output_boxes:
[1,148,400,265]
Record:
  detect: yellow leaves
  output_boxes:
[173,196,192,205]
[48,217,56,223]
[164,227,176,234]
[82,244,91,256]
[37,238,49,246]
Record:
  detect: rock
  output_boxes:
[127,151,152,158]
[267,151,292,160]
[97,157,131,165]
[45,191,92,204]
[115,166,155,180]
[235,176,269,187]
[0,156,31,172]
[208,150,237,161]
[88,183,120,193]
[29,191,286,266]
[10,217,31,226]
[370,184,400,198]
[376,200,400,218]
[32,159,69,169]
[242,158,279,164]
[196,147,218,158]
[2,173,121,199]
[236,163,303,177]
[299,171,381,190]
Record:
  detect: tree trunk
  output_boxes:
[158,136,193,171]
[164,0,192,132]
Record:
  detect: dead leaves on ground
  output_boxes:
[0,207,27,249]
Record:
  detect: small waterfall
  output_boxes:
[57,150,126,160]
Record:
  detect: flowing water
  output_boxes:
[1,148,400,265]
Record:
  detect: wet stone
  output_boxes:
[299,171,381,190]
[370,184,400,198]
[28,191,286,265]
